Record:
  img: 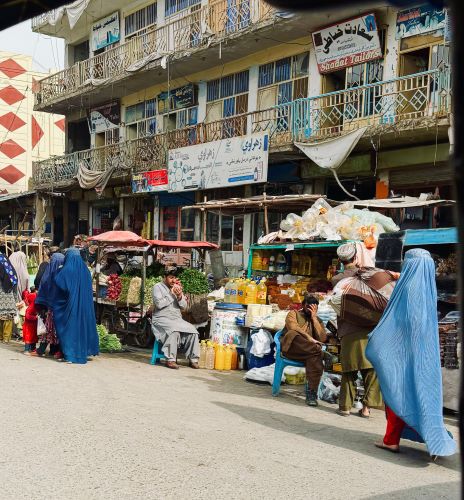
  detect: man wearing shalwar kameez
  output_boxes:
[151,267,200,369]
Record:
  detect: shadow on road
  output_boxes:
[214,401,461,472]
[361,481,460,499]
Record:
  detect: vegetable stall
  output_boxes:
[90,231,217,347]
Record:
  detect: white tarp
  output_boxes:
[37,0,90,30]
[126,52,163,73]
[294,127,367,171]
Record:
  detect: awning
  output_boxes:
[183,194,336,216]
[0,191,36,203]
[148,240,218,250]
[90,231,148,246]
[352,197,455,209]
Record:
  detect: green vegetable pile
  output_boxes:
[144,276,162,306]
[97,324,123,353]
[118,275,132,303]
[178,269,209,295]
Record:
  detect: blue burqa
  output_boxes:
[35,253,65,310]
[53,248,99,364]
[366,248,456,456]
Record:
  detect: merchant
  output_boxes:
[332,243,396,419]
[151,266,200,370]
[101,252,123,276]
[281,295,328,407]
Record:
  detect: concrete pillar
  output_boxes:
[382,8,400,81]
[308,41,322,98]
[247,65,259,133]
[158,0,166,25]
[197,81,207,123]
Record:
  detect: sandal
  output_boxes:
[358,409,370,419]
[375,442,400,454]
[337,409,351,417]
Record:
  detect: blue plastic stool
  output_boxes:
[272,329,305,396]
[150,339,166,365]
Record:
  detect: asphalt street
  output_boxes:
[0,343,459,500]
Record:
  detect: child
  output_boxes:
[23,287,38,355]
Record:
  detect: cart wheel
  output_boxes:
[133,317,154,348]
[113,313,128,345]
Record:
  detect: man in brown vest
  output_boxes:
[281,295,327,407]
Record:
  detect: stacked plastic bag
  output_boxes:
[277,198,399,243]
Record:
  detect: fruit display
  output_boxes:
[106,274,122,300]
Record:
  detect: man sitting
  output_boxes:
[151,266,200,369]
[281,295,327,407]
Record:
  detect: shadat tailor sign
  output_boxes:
[312,13,382,74]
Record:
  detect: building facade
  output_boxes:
[32,1,451,270]
[0,51,64,230]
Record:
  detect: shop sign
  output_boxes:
[167,132,269,193]
[158,84,195,113]
[131,169,169,193]
[90,101,120,133]
[91,12,120,51]
[396,5,446,40]
[312,13,382,74]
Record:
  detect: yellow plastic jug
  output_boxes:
[215,344,226,370]
[206,341,215,370]
[256,279,267,305]
[245,280,258,305]
[224,345,232,370]
[199,340,207,369]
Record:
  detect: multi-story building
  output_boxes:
[32,1,451,270]
[0,51,64,230]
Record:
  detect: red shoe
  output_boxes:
[54,351,64,360]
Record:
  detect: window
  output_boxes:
[257,54,309,131]
[125,3,157,38]
[206,70,249,138]
[165,0,200,17]
[205,213,243,251]
[125,99,157,139]
[258,53,309,105]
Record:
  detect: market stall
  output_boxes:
[90,231,218,347]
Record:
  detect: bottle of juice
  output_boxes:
[229,279,238,304]
[230,344,238,369]
[245,280,258,305]
[256,278,267,305]
[199,340,207,369]
[215,344,225,370]
[237,279,247,304]
[206,341,215,370]
[224,345,232,370]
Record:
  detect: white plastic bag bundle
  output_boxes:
[244,363,284,384]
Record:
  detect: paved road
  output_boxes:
[0,343,459,500]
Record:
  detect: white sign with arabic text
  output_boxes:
[168,133,269,192]
[312,13,382,74]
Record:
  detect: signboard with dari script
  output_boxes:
[131,169,169,193]
[167,133,269,193]
[312,13,382,74]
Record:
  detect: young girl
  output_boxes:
[23,288,38,355]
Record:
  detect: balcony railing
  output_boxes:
[252,69,451,143]
[33,69,451,187]
[34,0,276,108]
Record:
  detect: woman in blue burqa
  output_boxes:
[53,247,99,364]
[35,252,65,358]
[366,248,456,457]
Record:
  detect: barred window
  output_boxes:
[125,3,157,37]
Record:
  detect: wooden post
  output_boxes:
[202,195,207,241]
[263,191,269,235]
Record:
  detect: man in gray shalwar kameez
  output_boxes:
[151,266,200,369]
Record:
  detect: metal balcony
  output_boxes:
[33,0,276,111]
[33,69,451,189]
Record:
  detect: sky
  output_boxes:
[0,20,64,73]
